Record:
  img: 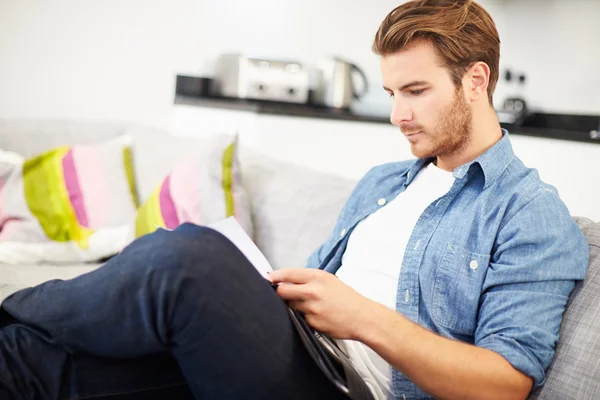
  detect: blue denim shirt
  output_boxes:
[306,131,589,399]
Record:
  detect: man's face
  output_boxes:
[381,41,472,160]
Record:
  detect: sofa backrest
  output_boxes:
[530,217,600,399]
[239,149,355,269]
[0,119,127,155]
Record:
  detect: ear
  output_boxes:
[464,61,490,103]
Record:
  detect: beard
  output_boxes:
[401,89,473,160]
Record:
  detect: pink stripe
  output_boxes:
[72,146,109,229]
[168,159,200,224]
[159,175,180,229]
[0,218,24,240]
[63,150,89,228]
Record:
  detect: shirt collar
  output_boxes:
[405,157,435,186]
[405,129,515,190]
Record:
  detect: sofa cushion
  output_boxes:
[530,217,600,399]
[132,134,253,239]
[240,149,356,270]
[122,125,210,203]
[0,136,138,264]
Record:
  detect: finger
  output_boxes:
[269,268,324,284]
[275,282,313,302]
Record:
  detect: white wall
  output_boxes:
[492,0,600,115]
[0,0,181,126]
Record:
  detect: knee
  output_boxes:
[126,223,239,279]
[169,223,234,256]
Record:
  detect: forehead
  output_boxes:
[380,41,449,85]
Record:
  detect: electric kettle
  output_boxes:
[312,57,369,109]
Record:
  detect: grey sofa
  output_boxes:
[0,119,598,399]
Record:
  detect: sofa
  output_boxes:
[0,119,598,399]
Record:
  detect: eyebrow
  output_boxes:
[383,80,429,92]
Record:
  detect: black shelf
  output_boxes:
[174,95,391,124]
[500,123,598,145]
[173,93,600,146]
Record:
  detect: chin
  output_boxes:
[410,144,437,159]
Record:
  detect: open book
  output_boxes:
[208,217,273,278]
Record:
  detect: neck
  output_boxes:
[436,105,503,172]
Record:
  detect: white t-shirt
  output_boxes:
[336,162,455,399]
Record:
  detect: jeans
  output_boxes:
[0,223,348,399]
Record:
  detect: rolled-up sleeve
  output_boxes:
[475,190,589,388]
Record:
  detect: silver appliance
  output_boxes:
[312,57,369,109]
[212,54,310,104]
[496,97,529,125]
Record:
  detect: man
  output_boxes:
[0,0,589,399]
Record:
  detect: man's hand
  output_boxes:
[268,268,377,340]
[270,269,533,400]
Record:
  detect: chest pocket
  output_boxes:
[432,244,490,335]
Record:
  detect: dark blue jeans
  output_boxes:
[0,224,348,399]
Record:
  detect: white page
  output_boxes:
[208,217,273,278]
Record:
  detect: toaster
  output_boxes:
[212,54,310,104]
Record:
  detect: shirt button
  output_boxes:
[377,198,387,206]
[340,229,347,237]
[469,260,479,270]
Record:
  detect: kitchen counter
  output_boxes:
[174,93,600,145]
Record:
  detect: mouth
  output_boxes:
[403,131,423,139]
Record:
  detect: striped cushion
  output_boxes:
[132,134,252,239]
[0,135,138,263]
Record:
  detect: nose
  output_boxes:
[389,98,412,126]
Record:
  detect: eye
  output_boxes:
[409,89,425,96]
[388,92,395,98]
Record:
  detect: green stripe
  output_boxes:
[221,141,235,217]
[134,185,165,238]
[24,147,70,241]
[123,146,139,208]
[22,147,94,245]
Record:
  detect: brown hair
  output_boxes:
[373,0,500,104]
